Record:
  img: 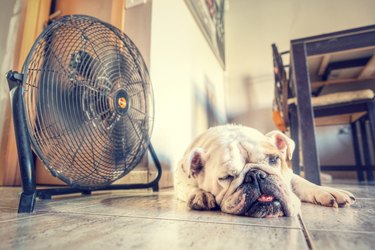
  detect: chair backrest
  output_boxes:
[272,43,290,131]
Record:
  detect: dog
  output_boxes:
[175,125,355,217]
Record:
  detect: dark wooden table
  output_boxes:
[290,25,375,185]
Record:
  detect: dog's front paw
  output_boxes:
[312,186,356,208]
[188,189,217,210]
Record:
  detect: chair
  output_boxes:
[272,43,375,182]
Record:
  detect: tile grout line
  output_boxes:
[298,213,316,250]
[45,210,303,230]
[0,212,51,224]
[307,228,375,235]
[0,206,18,209]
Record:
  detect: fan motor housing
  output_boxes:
[114,89,130,115]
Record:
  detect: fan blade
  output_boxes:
[70,50,103,81]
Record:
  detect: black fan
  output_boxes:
[6,15,161,213]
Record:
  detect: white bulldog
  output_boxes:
[175,125,355,217]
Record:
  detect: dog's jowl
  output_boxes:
[175,125,355,218]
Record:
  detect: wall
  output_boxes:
[0,0,225,185]
[0,0,24,184]
[225,0,375,166]
[124,0,152,68]
[150,0,226,171]
[0,0,22,147]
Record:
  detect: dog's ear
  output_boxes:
[185,148,208,178]
[266,131,295,160]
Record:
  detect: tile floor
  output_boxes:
[0,182,374,250]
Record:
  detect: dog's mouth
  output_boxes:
[221,189,289,218]
[220,169,295,218]
[244,194,284,218]
[221,177,292,218]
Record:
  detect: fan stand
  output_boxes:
[7,71,162,213]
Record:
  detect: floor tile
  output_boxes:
[0,187,21,209]
[0,207,38,222]
[310,230,375,250]
[34,190,127,211]
[1,187,300,228]
[300,199,375,232]
[45,189,301,229]
[3,183,375,250]
[0,212,308,250]
[0,187,139,211]
[325,183,375,199]
[0,187,22,199]
[0,209,50,226]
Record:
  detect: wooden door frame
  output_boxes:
[0,0,52,186]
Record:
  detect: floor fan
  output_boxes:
[6,15,161,213]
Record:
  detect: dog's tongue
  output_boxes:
[257,194,274,202]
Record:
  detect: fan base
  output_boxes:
[18,193,36,213]
[18,143,161,213]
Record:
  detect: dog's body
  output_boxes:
[175,125,355,217]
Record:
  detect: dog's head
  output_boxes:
[182,126,301,218]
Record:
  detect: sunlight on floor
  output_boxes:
[0,182,374,249]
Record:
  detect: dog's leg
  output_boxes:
[187,188,218,210]
[291,174,355,207]
[174,162,217,210]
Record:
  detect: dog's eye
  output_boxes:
[268,155,280,165]
[218,175,234,182]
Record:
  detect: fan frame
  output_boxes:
[22,15,155,188]
[6,15,162,213]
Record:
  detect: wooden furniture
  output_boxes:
[273,25,375,184]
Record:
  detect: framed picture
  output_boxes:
[185,0,225,68]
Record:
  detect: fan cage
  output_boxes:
[21,15,154,188]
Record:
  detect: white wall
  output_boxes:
[225,0,375,165]
[226,0,375,125]
[0,0,22,139]
[150,0,226,170]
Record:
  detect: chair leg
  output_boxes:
[291,43,321,185]
[360,119,374,182]
[368,101,375,161]
[289,104,300,175]
[351,122,365,181]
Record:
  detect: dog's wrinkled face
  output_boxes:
[185,128,301,218]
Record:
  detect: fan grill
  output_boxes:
[22,15,154,188]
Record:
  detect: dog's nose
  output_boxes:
[244,169,268,184]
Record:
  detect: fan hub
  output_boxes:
[114,89,130,115]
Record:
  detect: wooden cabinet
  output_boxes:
[55,0,125,31]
